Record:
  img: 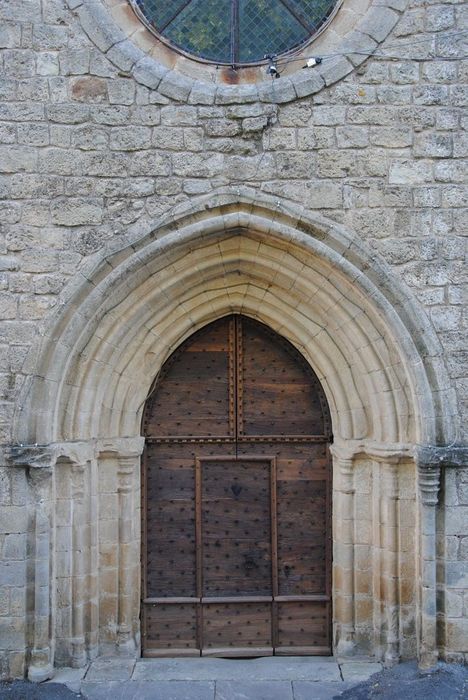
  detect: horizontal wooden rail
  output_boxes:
[143,595,329,604]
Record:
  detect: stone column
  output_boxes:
[9,446,56,682]
[70,461,88,668]
[28,467,54,681]
[97,437,144,655]
[87,457,99,660]
[116,455,137,654]
[370,458,384,658]
[417,463,440,670]
[380,460,400,666]
[331,445,356,656]
[365,443,411,661]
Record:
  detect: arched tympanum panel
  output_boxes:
[141,314,332,657]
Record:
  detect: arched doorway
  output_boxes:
[11,191,454,677]
[141,314,332,657]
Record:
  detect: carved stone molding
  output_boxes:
[6,437,146,472]
[416,444,468,470]
[330,439,413,465]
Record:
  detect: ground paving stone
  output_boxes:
[80,680,215,700]
[84,657,135,682]
[47,668,86,693]
[132,656,341,682]
[2,660,466,700]
[215,680,293,700]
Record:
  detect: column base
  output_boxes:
[71,637,87,669]
[28,663,54,683]
[418,650,438,671]
[117,635,136,656]
[336,636,356,656]
[384,650,400,668]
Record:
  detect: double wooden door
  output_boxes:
[142,315,332,656]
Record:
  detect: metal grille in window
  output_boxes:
[132,0,339,66]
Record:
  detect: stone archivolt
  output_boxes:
[15,188,452,447]
[8,189,462,677]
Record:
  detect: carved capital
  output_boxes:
[117,456,136,493]
[360,440,412,464]
[97,436,145,460]
[8,444,55,472]
[8,446,54,502]
[71,461,87,499]
[381,462,399,499]
[329,443,356,467]
[418,465,440,506]
[55,441,95,465]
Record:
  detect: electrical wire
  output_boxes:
[263,28,468,76]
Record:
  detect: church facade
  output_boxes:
[0,0,467,681]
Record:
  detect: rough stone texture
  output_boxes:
[0,0,466,681]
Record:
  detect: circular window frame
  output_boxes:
[129,0,343,68]
[70,0,407,104]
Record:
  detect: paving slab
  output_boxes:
[293,680,357,700]
[132,656,341,682]
[46,667,87,693]
[339,662,382,682]
[85,657,135,681]
[215,680,293,700]
[80,680,215,700]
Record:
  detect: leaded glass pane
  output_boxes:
[164,0,232,63]
[136,0,190,32]
[132,0,339,65]
[283,0,337,31]
[239,0,308,63]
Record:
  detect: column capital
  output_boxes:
[70,461,87,499]
[117,455,137,493]
[97,436,145,460]
[8,444,55,471]
[329,443,356,465]
[417,464,440,506]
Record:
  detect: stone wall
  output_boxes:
[438,466,468,661]
[0,0,466,679]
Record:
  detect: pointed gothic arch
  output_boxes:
[10,188,454,678]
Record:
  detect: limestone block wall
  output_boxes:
[0,0,466,680]
[437,467,468,662]
[0,466,29,679]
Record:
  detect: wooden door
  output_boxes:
[142,315,332,657]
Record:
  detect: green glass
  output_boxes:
[134,0,338,64]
